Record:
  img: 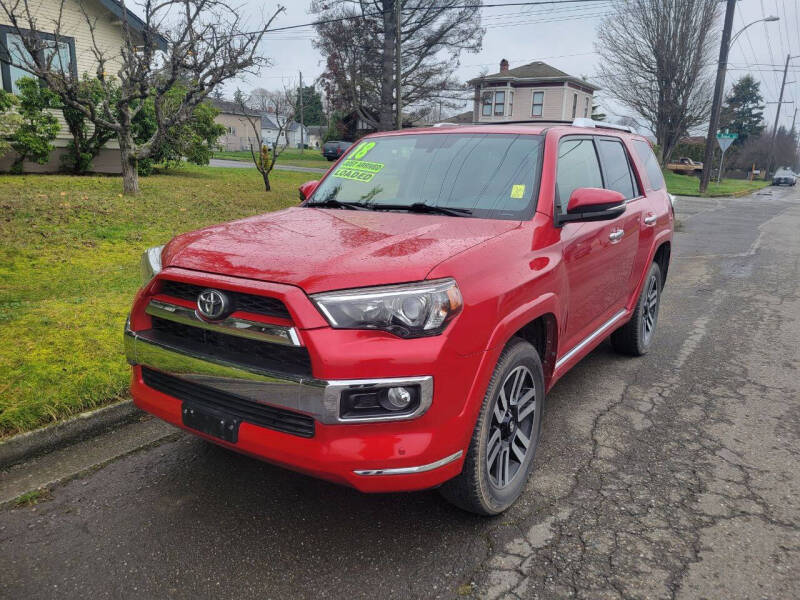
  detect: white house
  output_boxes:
[261,114,310,148]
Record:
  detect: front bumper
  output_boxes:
[125,324,473,492]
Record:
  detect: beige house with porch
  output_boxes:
[468,59,598,124]
[0,0,163,173]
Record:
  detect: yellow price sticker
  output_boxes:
[510,184,526,199]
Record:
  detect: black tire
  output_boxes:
[611,261,662,356]
[440,338,545,515]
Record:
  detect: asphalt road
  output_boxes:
[209,158,327,173]
[1,186,799,599]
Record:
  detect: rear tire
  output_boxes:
[439,338,544,515]
[611,261,662,356]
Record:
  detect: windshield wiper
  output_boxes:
[305,198,370,211]
[370,203,473,217]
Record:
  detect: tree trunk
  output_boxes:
[119,135,140,195]
[378,0,396,131]
[261,169,271,191]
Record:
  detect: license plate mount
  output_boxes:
[182,403,241,443]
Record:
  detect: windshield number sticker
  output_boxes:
[333,158,384,183]
[510,184,526,199]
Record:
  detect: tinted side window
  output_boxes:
[597,139,636,199]
[556,138,603,213]
[632,140,664,191]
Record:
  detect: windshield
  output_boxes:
[309,133,544,220]
[775,169,793,176]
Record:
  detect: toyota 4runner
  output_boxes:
[125,119,673,514]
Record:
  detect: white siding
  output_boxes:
[1,0,132,141]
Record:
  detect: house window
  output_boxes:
[0,26,76,94]
[571,93,578,119]
[531,91,544,117]
[584,97,589,118]
[482,92,493,116]
[494,91,505,115]
[509,91,514,117]
[227,126,236,135]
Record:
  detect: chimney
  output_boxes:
[500,59,509,73]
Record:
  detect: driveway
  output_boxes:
[209,158,327,174]
[1,187,798,599]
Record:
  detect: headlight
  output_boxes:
[311,278,462,338]
[140,245,164,287]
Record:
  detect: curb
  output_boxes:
[0,400,143,469]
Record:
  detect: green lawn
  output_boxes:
[0,166,308,437]
[213,148,331,170]
[663,170,770,197]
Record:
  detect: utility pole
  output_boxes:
[395,0,402,130]
[767,54,791,176]
[700,0,736,193]
[792,107,798,132]
[299,70,304,153]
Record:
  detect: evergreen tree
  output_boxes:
[720,75,764,145]
[295,86,324,126]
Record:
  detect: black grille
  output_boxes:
[159,280,291,320]
[148,316,312,377]
[142,368,315,438]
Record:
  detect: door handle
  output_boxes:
[609,229,624,243]
[644,214,657,226]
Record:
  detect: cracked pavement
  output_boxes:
[1,187,798,599]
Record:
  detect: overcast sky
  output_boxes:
[220,0,800,132]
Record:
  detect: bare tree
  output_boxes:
[312,1,485,131]
[595,0,718,163]
[0,0,284,194]
[234,87,297,192]
[247,88,272,113]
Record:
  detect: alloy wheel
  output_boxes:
[641,273,659,344]
[486,365,538,489]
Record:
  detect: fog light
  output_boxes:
[382,386,412,411]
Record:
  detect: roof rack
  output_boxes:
[429,119,635,132]
[571,118,634,133]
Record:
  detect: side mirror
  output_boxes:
[298,180,320,203]
[557,188,626,225]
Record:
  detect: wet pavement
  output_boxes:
[1,187,798,599]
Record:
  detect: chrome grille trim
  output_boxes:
[125,324,433,425]
[146,299,301,347]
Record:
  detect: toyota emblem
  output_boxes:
[196,289,231,321]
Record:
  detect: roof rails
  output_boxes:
[571,118,634,133]
[429,119,635,132]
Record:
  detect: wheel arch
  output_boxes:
[653,241,671,287]
[484,293,561,390]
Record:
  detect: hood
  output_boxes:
[162,207,519,293]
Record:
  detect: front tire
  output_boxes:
[440,338,544,515]
[611,261,662,356]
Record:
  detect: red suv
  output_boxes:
[126,120,673,514]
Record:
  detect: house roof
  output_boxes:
[209,98,260,117]
[468,60,600,91]
[261,114,305,131]
[97,0,168,51]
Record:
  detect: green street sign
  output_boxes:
[716,132,738,139]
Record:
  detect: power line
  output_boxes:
[262,0,612,34]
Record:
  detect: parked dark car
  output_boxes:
[322,140,352,161]
[772,169,797,186]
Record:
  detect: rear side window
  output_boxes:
[556,138,603,213]
[632,140,664,191]
[596,139,637,199]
